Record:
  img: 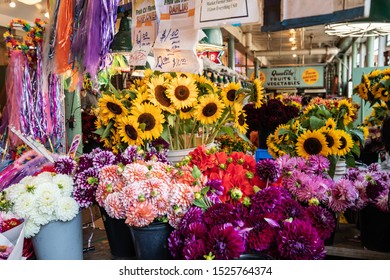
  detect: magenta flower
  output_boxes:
[92,150,117,169]
[54,155,76,175]
[168,230,184,259]
[307,155,330,175]
[183,239,207,260]
[271,198,307,221]
[328,179,358,212]
[255,159,281,183]
[205,224,245,260]
[179,206,203,231]
[306,205,336,239]
[247,220,277,252]
[250,186,289,216]
[203,203,238,227]
[277,219,325,260]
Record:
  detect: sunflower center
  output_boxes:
[138,113,156,131]
[339,137,347,149]
[107,102,123,115]
[181,106,192,113]
[175,85,190,101]
[325,135,335,148]
[238,113,245,126]
[227,89,236,102]
[202,103,218,117]
[303,137,323,155]
[125,125,138,140]
[155,85,171,107]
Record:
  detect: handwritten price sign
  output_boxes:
[153,49,201,73]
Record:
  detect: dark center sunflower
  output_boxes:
[227,89,236,102]
[155,85,171,107]
[339,136,347,149]
[138,113,156,131]
[327,124,333,129]
[107,102,123,115]
[181,106,192,113]
[303,137,323,155]
[125,125,138,140]
[202,103,218,117]
[325,134,335,148]
[238,113,245,126]
[175,85,190,101]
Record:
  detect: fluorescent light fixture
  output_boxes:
[17,0,41,5]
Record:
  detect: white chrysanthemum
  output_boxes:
[52,174,74,197]
[13,192,36,218]
[32,172,54,185]
[19,175,34,185]
[5,183,28,201]
[55,197,79,221]
[24,219,41,238]
[29,207,54,226]
[35,183,61,215]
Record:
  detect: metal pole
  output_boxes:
[378,36,387,67]
[254,59,259,79]
[352,40,358,69]
[342,54,348,96]
[228,34,235,71]
[359,42,366,68]
[366,36,375,67]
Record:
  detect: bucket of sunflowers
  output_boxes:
[94,71,264,164]
[266,97,367,179]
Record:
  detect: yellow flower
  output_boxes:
[303,104,316,115]
[147,75,175,113]
[179,106,194,120]
[221,82,242,107]
[117,116,144,146]
[131,90,150,107]
[166,76,198,110]
[273,124,290,144]
[296,129,330,158]
[325,118,337,131]
[337,99,355,126]
[233,103,248,135]
[290,101,302,110]
[98,94,129,124]
[252,79,264,108]
[320,128,341,156]
[194,94,225,125]
[130,103,165,140]
[335,129,354,157]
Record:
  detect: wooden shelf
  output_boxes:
[325,224,390,260]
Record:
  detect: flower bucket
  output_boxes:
[359,205,390,252]
[128,222,173,260]
[99,207,135,258]
[31,212,83,260]
[237,253,273,260]
[333,159,347,182]
[258,129,271,149]
[167,147,196,165]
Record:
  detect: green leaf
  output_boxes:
[193,199,208,209]
[309,116,325,130]
[350,128,365,144]
[202,83,215,94]
[351,143,361,157]
[345,154,356,167]
[220,126,234,138]
[102,120,114,139]
[301,119,310,128]
[328,154,338,178]
[192,165,202,179]
[94,127,106,136]
[278,128,290,136]
[201,186,210,195]
[167,114,176,128]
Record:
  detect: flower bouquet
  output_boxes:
[266,98,366,177]
[0,212,25,260]
[94,71,264,153]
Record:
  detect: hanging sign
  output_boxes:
[195,0,261,28]
[153,0,203,73]
[259,66,324,89]
[130,0,157,66]
[197,51,223,65]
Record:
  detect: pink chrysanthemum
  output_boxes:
[121,182,149,210]
[283,171,310,197]
[104,192,126,219]
[328,179,358,212]
[170,183,195,210]
[122,163,149,183]
[99,165,121,187]
[125,200,156,227]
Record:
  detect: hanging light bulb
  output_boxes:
[10,1,16,8]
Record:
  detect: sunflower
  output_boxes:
[335,129,354,157]
[320,128,341,156]
[274,124,290,144]
[233,103,248,135]
[179,106,194,120]
[357,83,369,100]
[221,82,242,107]
[296,129,330,158]
[373,84,390,102]
[130,103,165,140]
[98,94,129,124]
[361,126,369,141]
[303,104,316,115]
[266,135,280,158]
[147,75,175,113]
[324,118,337,131]
[337,99,355,126]
[252,79,264,108]
[117,116,144,146]
[291,120,301,134]
[166,76,198,109]
[290,101,302,110]
[131,90,150,107]
[110,128,121,154]
[194,94,225,125]
[143,68,154,79]
[195,75,218,94]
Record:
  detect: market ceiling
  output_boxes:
[0,0,373,68]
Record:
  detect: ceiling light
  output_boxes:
[17,0,42,5]
[291,46,297,50]
[10,1,16,8]
[289,37,295,42]
[292,54,297,58]
[325,22,390,37]
[44,12,49,18]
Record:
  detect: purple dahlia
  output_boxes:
[168,230,184,259]
[54,155,76,175]
[255,159,281,183]
[306,205,336,240]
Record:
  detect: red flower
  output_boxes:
[189,146,214,172]
[222,165,254,202]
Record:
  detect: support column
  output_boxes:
[366,36,375,67]
[378,35,387,67]
[359,43,366,68]
[352,40,358,69]
[337,58,342,96]
[254,59,259,79]
[342,54,348,96]
[228,34,235,71]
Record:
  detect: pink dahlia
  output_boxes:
[328,179,358,212]
[104,192,126,219]
[125,200,156,227]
